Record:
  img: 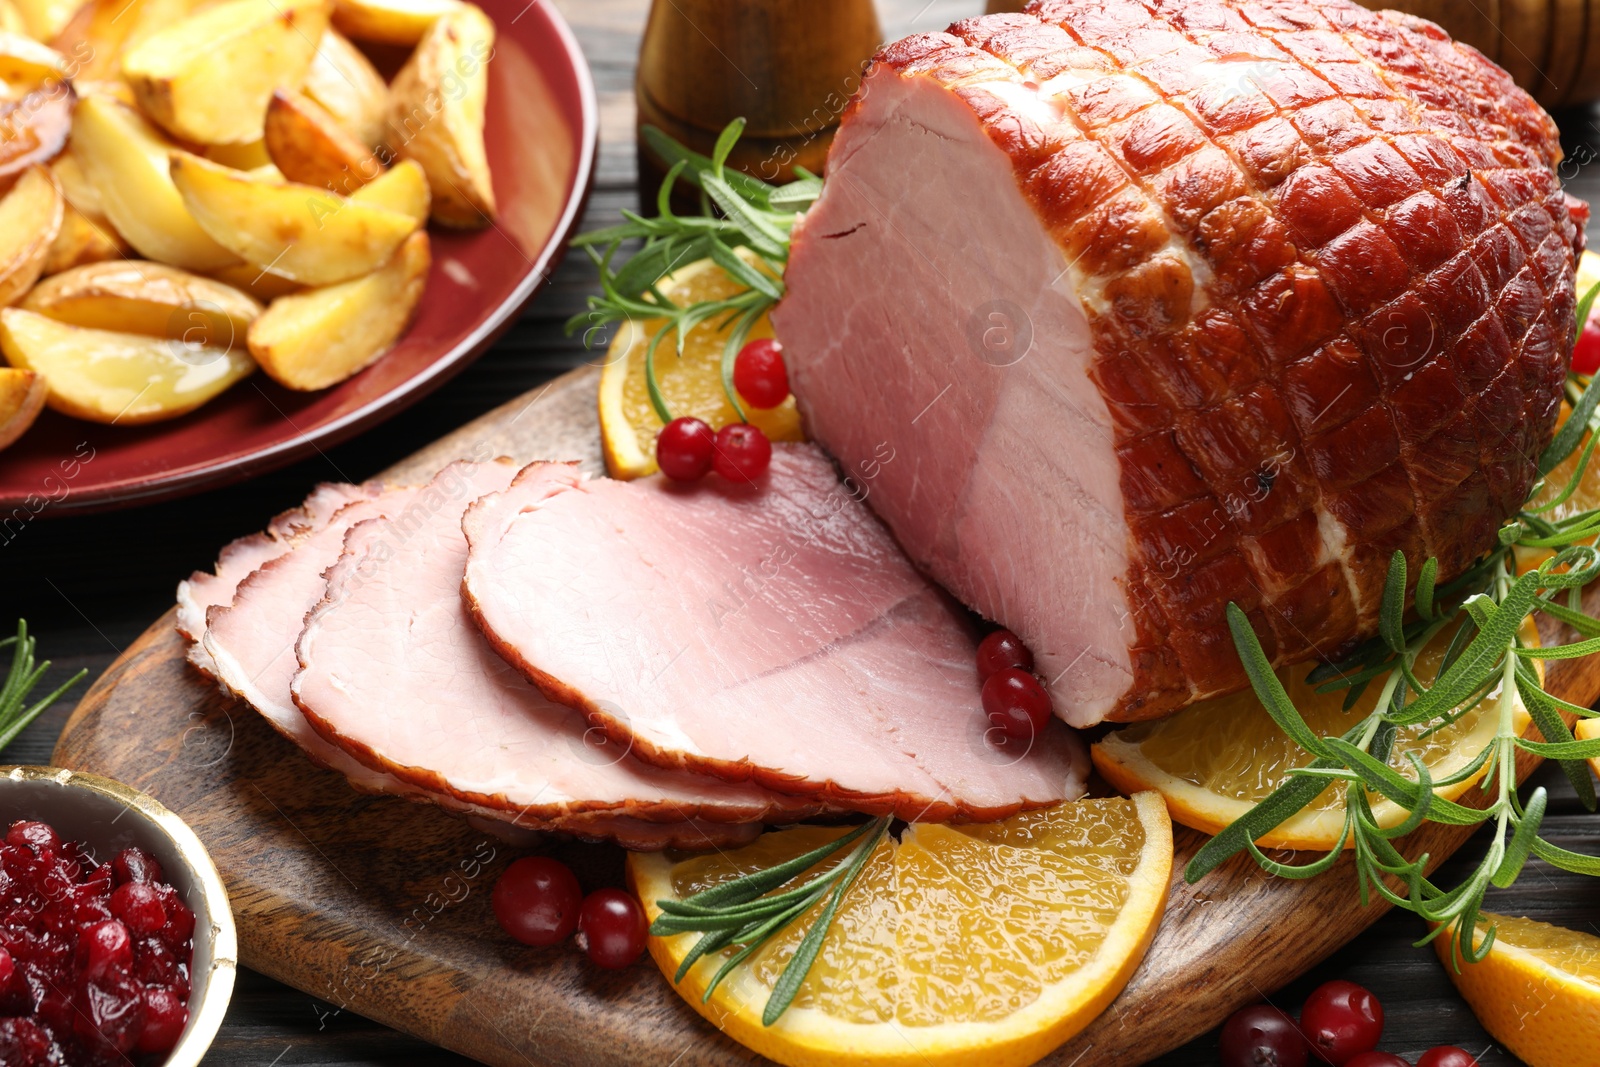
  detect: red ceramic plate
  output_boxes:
[0,0,596,514]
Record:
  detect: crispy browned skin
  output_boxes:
[857,0,1584,718]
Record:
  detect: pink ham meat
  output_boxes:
[291,464,816,832]
[177,482,377,676]
[771,0,1585,725]
[462,444,1090,822]
[189,463,785,850]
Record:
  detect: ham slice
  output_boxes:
[177,483,377,676]
[188,462,788,849]
[771,0,1585,724]
[292,465,818,831]
[462,445,1090,822]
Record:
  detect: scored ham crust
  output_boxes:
[462,445,1090,822]
[772,0,1586,725]
[291,466,823,831]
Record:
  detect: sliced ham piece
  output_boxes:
[771,0,1585,724]
[188,462,788,849]
[177,482,378,676]
[462,445,1090,822]
[292,466,818,830]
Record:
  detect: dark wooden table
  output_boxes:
[2,1,1599,1063]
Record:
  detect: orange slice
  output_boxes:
[626,793,1172,1067]
[1092,620,1538,850]
[596,253,804,479]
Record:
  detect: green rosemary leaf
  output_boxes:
[1539,361,1600,474]
[1492,787,1546,888]
[665,820,879,916]
[1225,603,1334,760]
[762,819,888,1025]
[1379,551,1407,653]
[674,928,736,983]
[768,176,823,210]
[1241,818,1350,878]
[1534,597,1600,637]
[701,894,820,1001]
[710,118,744,178]
[1525,429,1600,514]
[1371,755,1434,839]
[719,304,767,422]
[643,328,675,425]
[641,122,777,206]
[1186,761,1343,882]
[0,622,84,754]
[1515,661,1598,810]
[1416,558,1439,621]
[1513,735,1600,758]
[1530,835,1600,876]
[1391,573,1538,727]
[706,240,783,301]
[1514,633,1600,658]
[1577,278,1600,341]
[701,173,789,260]
[1322,738,1491,826]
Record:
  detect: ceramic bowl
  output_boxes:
[0,765,236,1065]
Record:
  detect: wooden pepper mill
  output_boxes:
[636,0,882,206]
[984,0,1600,108]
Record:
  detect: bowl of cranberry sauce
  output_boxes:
[0,765,237,1066]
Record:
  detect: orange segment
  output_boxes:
[1438,912,1600,1067]
[627,794,1172,1067]
[1092,619,1539,850]
[597,254,804,479]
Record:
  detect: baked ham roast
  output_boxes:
[772,0,1587,725]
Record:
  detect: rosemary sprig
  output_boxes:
[0,619,86,754]
[649,817,890,1024]
[564,120,819,425]
[1188,282,1600,966]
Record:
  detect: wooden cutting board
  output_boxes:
[52,365,1600,1067]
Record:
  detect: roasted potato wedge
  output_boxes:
[205,139,272,170]
[170,152,418,285]
[70,96,238,270]
[0,31,68,85]
[207,261,302,301]
[386,2,493,227]
[42,202,123,274]
[0,0,27,36]
[264,89,380,194]
[121,0,332,145]
[331,0,454,46]
[15,0,83,43]
[0,366,46,450]
[0,166,62,308]
[23,262,261,349]
[0,83,73,185]
[302,29,386,148]
[248,229,426,390]
[0,307,254,423]
[348,157,428,222]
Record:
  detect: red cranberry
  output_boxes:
[1573,313,1600,375]
[155,885,194,948]
[656,416,716,482]
[6,822,59,857]
[492,857,582,947]
[0,1017,51,1067]
[981,667,1053,742]
[77,920,133,982]
[112,848,163,887]
[712,423,772,482]
[133,936,179,985]
[1417,1049,1479,1067]
[732,338,789,409]
[575,888,648,970]
[1300,980,1384,1065]
[111,882,167,937]
[1220,1003,1309,1067]
[137,985,188,1054]
[976,629,1033,681]
[0,945,12,988]
[74,973,144,1056]
[1344,1055,1409,1067]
